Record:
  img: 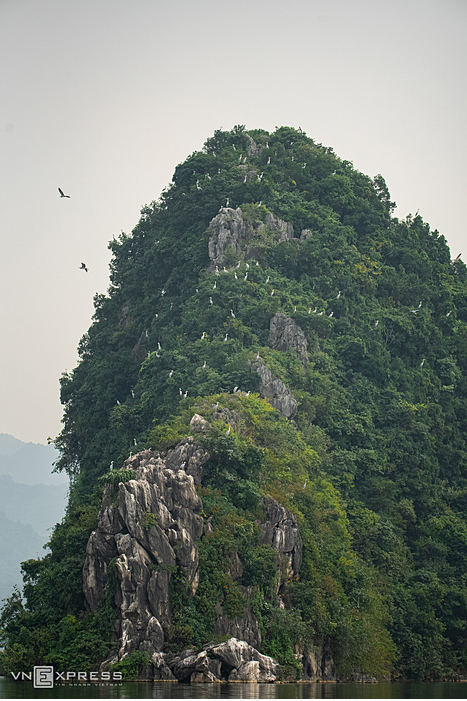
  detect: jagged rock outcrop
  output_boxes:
[208,207,295,269]
[246,134,262,156]
[84,444,209,660]
[208,207,245,267]
[269,312,308,365]
[164,638,280,683]
[251,359,298,420]
[265,212,294,243]
[261,498,303,587]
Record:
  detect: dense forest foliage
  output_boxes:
[2,125,467,680]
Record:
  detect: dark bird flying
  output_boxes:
[80,263,88,272]
[58,187,70,198]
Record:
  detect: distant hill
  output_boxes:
[0,475,67,537]
[0,511,44,604]
[0,433,66,485]
[0,435,68,604]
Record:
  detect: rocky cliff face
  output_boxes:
[83,441,209,659]
[83,423,319,681]
[251,359,298,420]
[207,206,295,269]
[269,312,308,366]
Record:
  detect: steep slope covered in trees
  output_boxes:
[2,126,467,680]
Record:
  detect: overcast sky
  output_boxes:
[1,0,466,444]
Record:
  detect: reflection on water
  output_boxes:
[2,677,467,700]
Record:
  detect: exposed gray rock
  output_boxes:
[84,444,208,662]
[211,407,241,430]
[269,312,308,365]
[229,552,244,582]
[207,207,295,268]
[261,498,303,584]
[208,207,246,268]
[207,638,281,682]
[131,330,147,363]
[229,660,260,681]
[213,586,262,649]
[169,650,211,681]
[151,652,177,681]
[246,134,262,156]
[300,229,313,240]
[82,530,118,612]
[265,212,294,243]
[251,360,298,420]
[190,413,210,433]
[165,436,210,487]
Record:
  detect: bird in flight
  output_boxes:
[80,263,88,272]
[58,187,70,198]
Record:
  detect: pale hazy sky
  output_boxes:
[1,0,466,443]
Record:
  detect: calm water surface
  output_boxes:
[2,678,467,700]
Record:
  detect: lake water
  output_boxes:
[2,677,467,700]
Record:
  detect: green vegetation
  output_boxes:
[2,125,467,679]
[111,650,152,680]
[140,511,158,530]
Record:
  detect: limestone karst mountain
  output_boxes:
[2,126,467,682]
